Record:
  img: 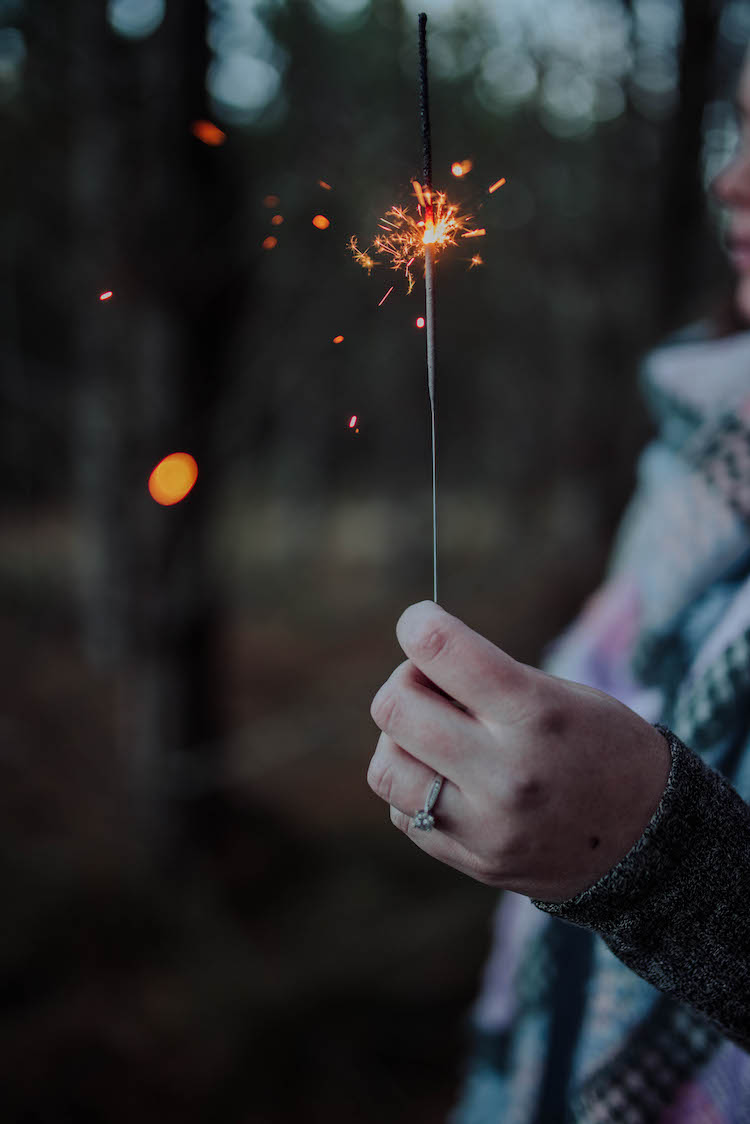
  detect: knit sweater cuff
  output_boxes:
[531,726,750,1046]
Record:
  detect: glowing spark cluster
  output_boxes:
[352,182,482,294]
[348,237,376,274]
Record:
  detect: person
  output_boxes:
[367,49,750,1124]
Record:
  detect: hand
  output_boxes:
[367,601,671,902]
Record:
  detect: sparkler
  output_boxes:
[419,11,439,604]
[350,14,503,602]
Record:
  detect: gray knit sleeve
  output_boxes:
[532,727,750,1050]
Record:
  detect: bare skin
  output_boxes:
[368,601,671,903]
[713,51,750,320]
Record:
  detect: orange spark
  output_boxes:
[312,214,330,230]
[333,335,344,344]
[348,415,358,428]
[451,159,473,177]
[348,236,376,273]
[462,228,486,238]
[192,120,226,146]
[262,236,277,250]
[378,286,394,306]
[416,316,425,328]
[271,214,284,226]
[488,177,506,194]
[319,180,332,190]
[468,255,483,269]
[263,194,280,207]
[412,180,427,210]
[99,290,113,301]
[148,452,198,506]
[357,186,475,293]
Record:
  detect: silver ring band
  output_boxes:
[413,773,444,831]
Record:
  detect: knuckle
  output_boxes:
[390,805,411,834]
[507,772,548,813]
[370,687,399,731]
[535,702,569,739]
[367,755,395,803]
[415,625,449,662]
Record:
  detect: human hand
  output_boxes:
[367,601,671,902]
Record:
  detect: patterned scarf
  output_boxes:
[451,327,750,1124]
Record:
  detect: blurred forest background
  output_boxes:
[1,0,748,1120]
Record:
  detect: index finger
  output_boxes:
[396,601,527,719]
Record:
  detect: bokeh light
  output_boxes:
[191,119,226,145]
[148,453,199,506]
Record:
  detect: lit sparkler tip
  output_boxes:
[99,290,113,301]
[488,177,507,194]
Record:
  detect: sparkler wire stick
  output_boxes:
[418,12,438,605]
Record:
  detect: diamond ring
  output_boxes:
[413,773,444,832]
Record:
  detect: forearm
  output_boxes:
[533,727,750,1050]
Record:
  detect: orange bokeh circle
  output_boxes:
[148,452,198,506]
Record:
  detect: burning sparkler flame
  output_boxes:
[351,182,482,295]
